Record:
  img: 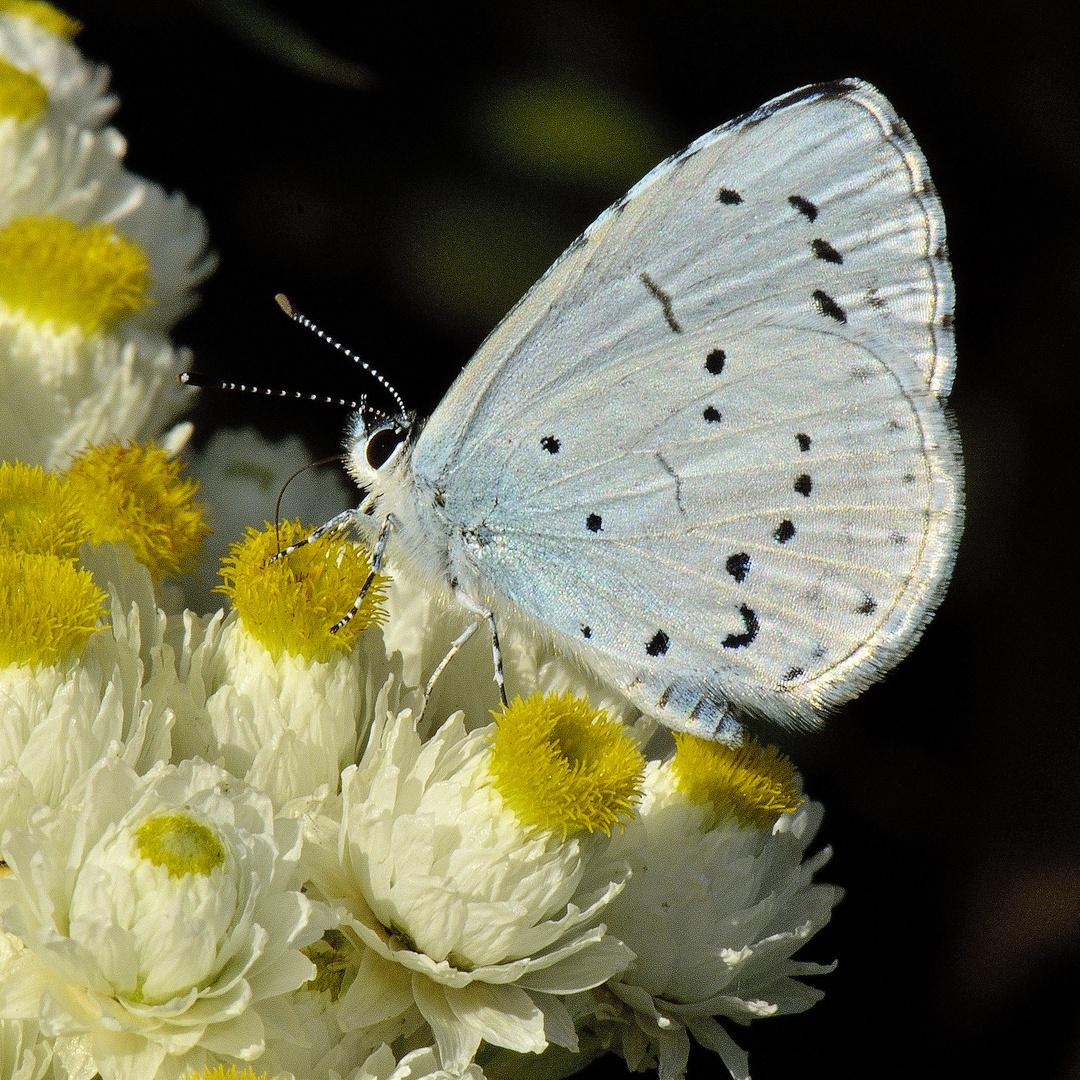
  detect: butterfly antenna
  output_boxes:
[275,293,407,417]
[176,371,364,411]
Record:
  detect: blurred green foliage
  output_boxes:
[478,79,667,190]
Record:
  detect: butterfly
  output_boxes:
[296,78,963,742]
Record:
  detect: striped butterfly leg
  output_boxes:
[268,508,360,563]
[455,592,509,709]
[330,513,396,634]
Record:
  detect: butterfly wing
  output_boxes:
[407,79,962,734]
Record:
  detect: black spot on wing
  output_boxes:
[646,629,670,657]
[639,272,682,333]
[540,435,560,454]
[705,349,725,375]
[796,432,811,452]
[775,519,795,544]
[812,289,847,323]
[716,188,743,204]
[856,594,877,615]
[794,473,812,497]
[581,625,592,639]
[811,238,843,264]
[722,605,759,649]
[788,194,818,222]
[725,552,750,583]
[783,666,804,681]
[703,406,721,423]
[586,513,602,532]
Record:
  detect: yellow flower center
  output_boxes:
[0,460,87,558]
[488,691,645,839]
[185,1068,271,1080]
[0,215,152,334]
[671,732,803,829]
[0,58,47,122]
[217,518,387,662]
[135,814,225,878]
[0,548,105,667]
[0,1,81,38]
[64,442,210,581]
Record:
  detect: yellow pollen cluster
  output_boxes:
[217,518,387,662]
[0,58,47,121]
[0,1,81,38]
[135,814,225,878]
[65,442,210,580]
[671,732,803,829]
[0,548,106,667]
[185,1068,271,1080]
[488,691,645,839]
[0,460,87,558]
[0,215,152,334]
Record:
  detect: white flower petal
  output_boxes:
[411,975,481,1075]
[446,980,546,1055]
[684,1016,749,1080]
[0,13,115,128]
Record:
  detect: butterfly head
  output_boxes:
[344,409,417,491]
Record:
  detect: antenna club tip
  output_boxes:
[177,372,191,385]
[274,293,294,317]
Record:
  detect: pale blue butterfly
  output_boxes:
[281,78,963,743]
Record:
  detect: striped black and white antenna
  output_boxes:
[177,294,407,418]
[274,293,407,417]
[177,371,367,412]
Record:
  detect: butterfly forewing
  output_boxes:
[404,79,961,735]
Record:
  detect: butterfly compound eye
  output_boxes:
[365,426,406,470]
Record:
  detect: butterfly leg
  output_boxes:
[418,619,482,728]
[330,513,395,634]
[268,508,358,563]
[457,595,508,708]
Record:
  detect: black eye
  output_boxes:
[365,427,405,469]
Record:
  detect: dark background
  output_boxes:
[66,2,1079,1077]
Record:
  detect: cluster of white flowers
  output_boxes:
[0,8,841,1080]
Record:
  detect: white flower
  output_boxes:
[0,755,332,1080]
[0,1017,53,1080]
[0,10,115,130]
[0,123,213,335]
[181,427,353,615]
[350,1043,485,1080]
[0,542,179,837]
[0,122,212,465]
[0,307,193,468]
[171,607,370,809]
[300,687,635,1073]
[583,758,840,1080]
